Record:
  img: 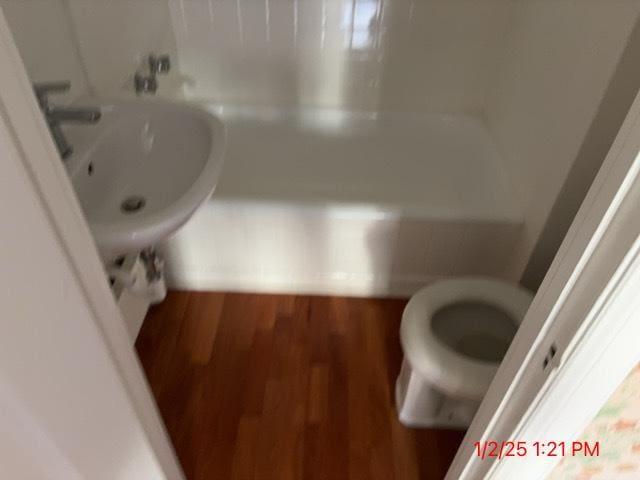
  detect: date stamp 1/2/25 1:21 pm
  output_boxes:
[474,441,600,460]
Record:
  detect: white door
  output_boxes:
[0,10,184,480]
[447,89,640,479]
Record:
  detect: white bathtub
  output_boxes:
[162,106,523,297]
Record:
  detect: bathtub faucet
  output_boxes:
[33,81,101,160]
[134,53,171,95]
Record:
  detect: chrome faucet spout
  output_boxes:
[48,123,74,160]
[49,107,102,123]
[32,80,100,160]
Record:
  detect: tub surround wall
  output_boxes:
[485,0,640,281]
[64,0,510,112]
[0,0,89,102]
[163,0,510,111]
[65,1,179,99]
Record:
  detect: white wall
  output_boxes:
[64,0,510,112]
[0,0,89,101]
[485,0,640,280]
[66,0,179,99]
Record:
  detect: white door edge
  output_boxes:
[0,9,184,480]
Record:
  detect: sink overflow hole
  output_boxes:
[87,162,94,175]
[121,195,146,214]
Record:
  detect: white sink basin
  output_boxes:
[65,98,226,256]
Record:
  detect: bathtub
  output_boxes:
[162,106,523,297]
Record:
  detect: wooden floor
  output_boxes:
[136,292,466,480]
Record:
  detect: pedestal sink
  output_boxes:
[63,98,226,256]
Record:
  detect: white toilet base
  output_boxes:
[395,359,479,429]
[396,277,533,429]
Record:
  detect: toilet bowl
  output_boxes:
[396,277,533,428]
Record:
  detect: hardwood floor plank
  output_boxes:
[179,292,225,365]
[230,416,260,480]
[324,332,350,480]
[307,364,329,425]
[389,408,421,480]
[136,292,466,480]
[137,290,191,396]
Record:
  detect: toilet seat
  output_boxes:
[400,277,533,401]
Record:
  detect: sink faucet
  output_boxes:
[33,81,101,160]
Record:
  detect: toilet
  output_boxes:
[396,277,533,428]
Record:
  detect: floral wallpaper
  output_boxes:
[547,363,640,480]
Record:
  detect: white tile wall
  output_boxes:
[65,0,510,112]
[66,0,179,98]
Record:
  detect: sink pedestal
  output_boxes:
[108,250,167,341]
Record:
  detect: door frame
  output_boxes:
[2,3,640,478]
[448,87,640,478]
[0,9,184,480]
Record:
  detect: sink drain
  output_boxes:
[121,195,146,214]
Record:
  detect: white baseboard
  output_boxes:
[165,268,438,298]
